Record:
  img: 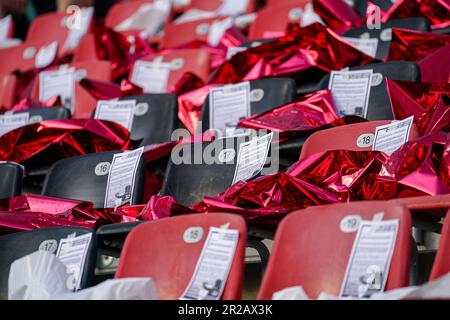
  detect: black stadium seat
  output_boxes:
[343,18,430,60]
[278,61,421,166]
[0,162,24,200]
[42,151,146,208]
[0,227,97,300]
[198,78,297,133]
[117,94,178,147]
[13,107,71,123]
[318,61,421,120]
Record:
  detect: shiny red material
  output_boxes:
[238,90,341,139]
[419,44,450,83]
[209,23,377,85]
[0,119,130,164]
[313,0,364,34]
[386,79,450,135]
[382,0,450,27]
[387,28,450,62]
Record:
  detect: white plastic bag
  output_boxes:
[8,251,158,300]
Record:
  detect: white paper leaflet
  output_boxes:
[372,116,413,155]
[232,133,273,185]
[216,0,249,17]
[342,37,379,58]
[207,17,234,47]
[340,219,399,298]
[94,100,136,131]
[114,0,171,37]
[226,46,246,60]
[180,227,239,300]
[0,15,11,42]
[329,69,373,118]
[104,147,144,209]
[63,7,94,50]
[0,113,29,137]
[35,41,58,69]
[39,67,76,113]
[209,81,251,137]
[131,60,171,94]
[56,233,92,291]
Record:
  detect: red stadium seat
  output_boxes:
[26,11,93,57]
[105,0,156,31]
[131,48,211,91]
[187,0,256,15]
[0,73,17,108]
[248,0,312,40]
[31,60,112,118]
[391,195,450,219]
[429,209,450,280]
[257,201,412,299]
[72,34,100,63]
[299,121,420,160]
[0,40,56,74]
[160,17,222,49]
[115,213,247,300]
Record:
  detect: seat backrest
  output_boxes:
[257,201,412,299]
[26,12,69,50]
[105,0,154,30]
[42,151,145,208]
[342,18,430,59]
[0,40,55,75]
[116,94,178,147]
[31,60,112,119]
[160,137,251,207]
[115,213,247,300]
[14,107,71,124]
[0,227,96,300]
[319,61,421,120]
[0,74,17,108]
[430,209,450,280]
[134,49,211,91]
[199,78,297,133]
[299,120,419,160]
[0,162,23,200]
[390,195,450,218]
[188,0,255,14]
[248,0,312,40]
[161,17,221,49]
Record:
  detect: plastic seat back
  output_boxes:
[319,61,421,120]
[115,213,247,300]
[161,17,221,49]
[116,94,178,147]
[14,107,71,124]
[161,137,250,207]
[199,78,297,133]
[188,0,255,14]
[300,120,419,160]
[42,151,145,208]
[248,0,312,40]
[0,74,17,108]
[430,209,450,280]
[342,18,430,59]
[257,201,412,299]
[0,162,24,200]
[133,49,211,91]
[105,0,155,30]
[0,227,96,300]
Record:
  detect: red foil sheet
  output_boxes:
[419,44,450,83]
[313,0,364,34]
[386,79,450,135]
[382,0,450,27]
[387,28,450,62]
[0,119,130,164]
[238,90,340,139]
[209,23,377,85]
